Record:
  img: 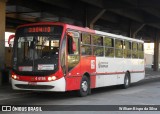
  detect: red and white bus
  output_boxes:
[10,22,145,96]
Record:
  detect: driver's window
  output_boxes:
[67,31,80,71]
[67,31,79,55]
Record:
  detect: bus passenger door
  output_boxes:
[65,31,81,91]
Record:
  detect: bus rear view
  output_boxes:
[11,23,66,92]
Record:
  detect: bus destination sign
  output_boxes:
[28,27,51,33]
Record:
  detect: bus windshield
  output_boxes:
[17,36,59,61]
[12,25,63,76]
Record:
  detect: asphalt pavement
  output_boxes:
[0,68,160,101]
[0,68,160,114]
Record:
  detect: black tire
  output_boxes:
[122,72,130,89]
[78,75,90,97]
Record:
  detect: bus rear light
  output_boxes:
[47,76,57,81]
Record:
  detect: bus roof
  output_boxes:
[95,31,144,43]
[66,24,95,33]
[66,24,144,43]
[17,22,144,43]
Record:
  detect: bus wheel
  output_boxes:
[122,72,130,89]
[78,75,90,97]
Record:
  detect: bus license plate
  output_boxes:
[28,82,37,85]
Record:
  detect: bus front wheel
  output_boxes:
[78,75,90,97]
[122,72,130,89]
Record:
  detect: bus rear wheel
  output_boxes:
[122,72,130,89]
[78,75,90,97]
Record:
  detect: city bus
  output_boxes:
[9,22,145,96]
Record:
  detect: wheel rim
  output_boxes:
[81,81,88,92]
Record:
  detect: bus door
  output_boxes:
[65,31,81,90]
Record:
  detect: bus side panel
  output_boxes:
[80,56,96,89]
[65,76,82,91]
[117,58,132,85]
[130,59,145,83]
[65,56,96,91]
[90,75,96,88]
[65,63,82,91]
[96,57,120,87]
[130,72,145,83]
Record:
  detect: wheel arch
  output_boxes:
[82,72,91,81]
[78,72,91,97]
[126,70,131,81]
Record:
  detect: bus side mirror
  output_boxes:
[8,34,15,53]
[72,41,76,52]
[8,34,15,47]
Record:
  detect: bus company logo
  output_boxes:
[98,61,108,68]
[2,106,11,111]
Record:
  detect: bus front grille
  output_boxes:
[15,84,54,89]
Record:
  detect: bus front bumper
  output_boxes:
[11,77,66,92]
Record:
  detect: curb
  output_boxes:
[144,75,160,80]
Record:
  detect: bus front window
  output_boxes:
[15,36,60,75]
[36,36,59,59]
[12,25,63,76]
[17,36,59,61]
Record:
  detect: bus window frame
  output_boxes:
[104,36,115,58]
[115,38,124,58]
[66,29,80,72]
[81,33,92,56]
[92,34,104,57]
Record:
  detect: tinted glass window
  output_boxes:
[115,39,123,58]
[104,37,114,57]
[138,43,144,59]
[81,33,92,55]
[92,35,104,56]
[132,42,138,58]
[124,41,131,58]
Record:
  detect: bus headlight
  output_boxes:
[48,77,52,81]
[51,76,56,80]
[48,76,57,81]
[12,74,19,80]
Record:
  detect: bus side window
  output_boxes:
[124,41,131,58]
[132,42,138,58]
[67,34,74,54]
[92,35,104,56]
[67,32,79,55]
[115,39,123,58]
[104,37,114,57]
[138,43,144,59]
[81,33,92,55]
